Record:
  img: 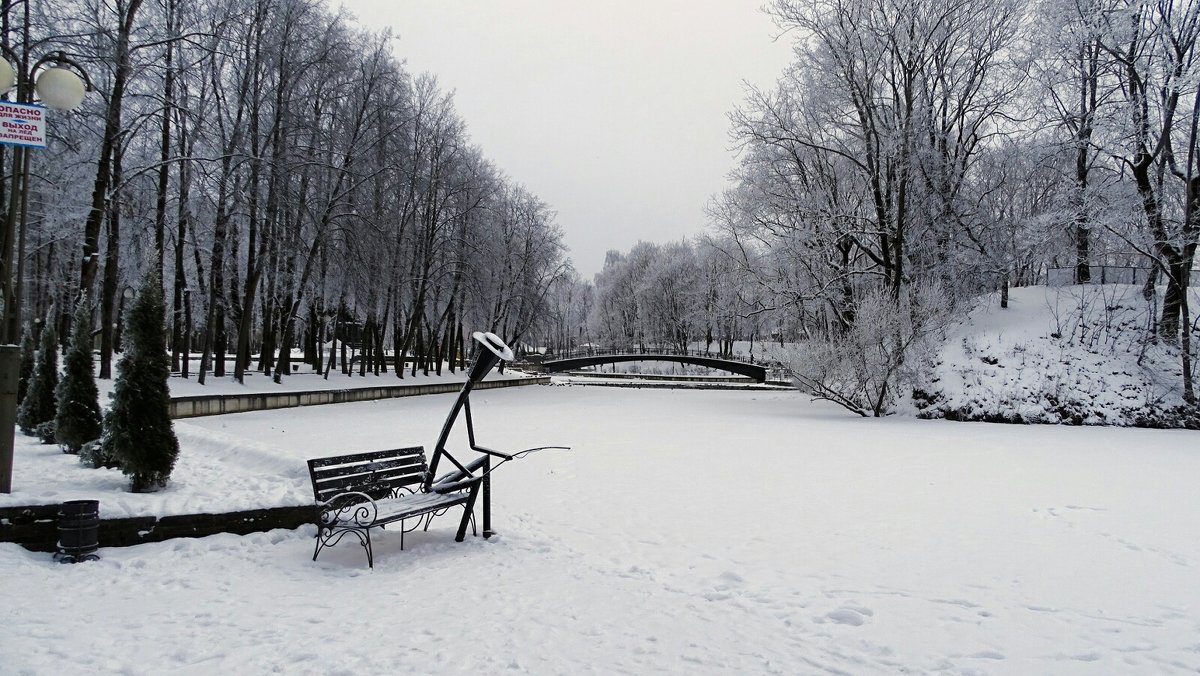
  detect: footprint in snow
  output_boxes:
[701,571,746,602]
[970,651,1005,660]
[815,604,874,626]
[716,570,744,586]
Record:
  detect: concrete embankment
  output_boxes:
[169,376,550,419]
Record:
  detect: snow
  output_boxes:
[1,367,536,515]
[474,330,515,361]
[5,383,1200,673]
[919,285,1200,426]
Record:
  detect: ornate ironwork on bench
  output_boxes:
[307,446,480,569]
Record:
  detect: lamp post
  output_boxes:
[0,45,91,493]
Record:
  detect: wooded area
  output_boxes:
[0,0,569,384]
[4,0,1200,413]
[525,0,1200,413]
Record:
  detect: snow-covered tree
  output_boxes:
[102,274,179,492]
[17,323,35,403]
[55,295,102,454]
[783,282,953,416]
[17,316,58,440]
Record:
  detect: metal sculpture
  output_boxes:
[426,331,566,537]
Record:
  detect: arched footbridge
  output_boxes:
[541,349,767,383]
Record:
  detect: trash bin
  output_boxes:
[55,499,100,563]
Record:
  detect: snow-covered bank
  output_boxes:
[4,386,1200,673]
[1,367,537,513]
[917,285,1200,427]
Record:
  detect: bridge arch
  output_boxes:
[541,353,767,383]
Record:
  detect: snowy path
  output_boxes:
[4,385,1199,673]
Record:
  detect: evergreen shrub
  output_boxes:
[101,276,179,492]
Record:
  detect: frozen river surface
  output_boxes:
[4,384,1199,674]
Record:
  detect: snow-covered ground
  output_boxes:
[4,384,1199,673]
[918,285,1200,426]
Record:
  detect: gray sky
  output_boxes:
[336,1,794,279]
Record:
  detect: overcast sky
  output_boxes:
[335,1,794,279]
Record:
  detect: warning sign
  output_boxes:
[0,102,46,148]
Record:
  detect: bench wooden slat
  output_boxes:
[310,461,425,494]
[308,448,428,502]
[311,462,426,488]
[312,468,426,502]
[307,446,424,469]
[309,455,425,482]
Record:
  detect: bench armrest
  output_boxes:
[317,491,378,528]
[430,474,482,495]
[432,455,489,488]
[471,444,514,461]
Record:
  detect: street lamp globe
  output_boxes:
[0,59,14,93]
[35,67,85,110]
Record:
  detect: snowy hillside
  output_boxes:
[916,285,1200,428]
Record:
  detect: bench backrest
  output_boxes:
[307,446,428,503]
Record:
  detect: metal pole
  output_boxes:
[0,3,31,492]
[0,344,19,493]
[482,455,493,538]
[0,145,23,341]
[10,144,29,341]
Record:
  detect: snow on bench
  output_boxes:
[307,446,480,568]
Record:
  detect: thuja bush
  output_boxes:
[55,295,103,455]
[101,275,179,492]
[17,316,58,437]
[17,323,34,403]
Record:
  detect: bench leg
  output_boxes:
[313,524,373,569]
[363,528,374,569]
[312,529,324,562]
[456,483,482,543]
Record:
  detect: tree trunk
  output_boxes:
[170,103,194,373]
[153,0,175,283]
[80,0,144,296]
[98,141,123,379]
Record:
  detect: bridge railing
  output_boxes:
[548,346,771,362]
[526,346,793,384]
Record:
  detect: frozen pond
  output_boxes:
[4,384,1199,673]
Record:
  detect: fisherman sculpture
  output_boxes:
[426,331,567,537]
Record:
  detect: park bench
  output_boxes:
[307,446,481,568]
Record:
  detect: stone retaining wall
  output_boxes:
[169,375,549,418]
[1,503,314,553]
